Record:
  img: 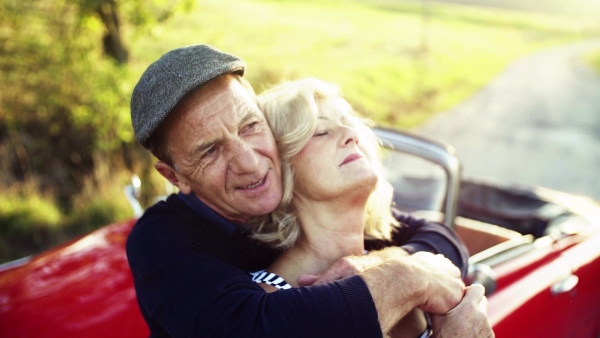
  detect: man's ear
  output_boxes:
[154,161,192,194]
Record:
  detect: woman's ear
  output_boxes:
[154,161,192,194]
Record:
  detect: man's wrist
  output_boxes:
[359,256,425,332]
[368,246,410,261]
[364,247,428,307]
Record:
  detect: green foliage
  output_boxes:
[0,0,194,204]
[0,184,63,261]
[0,0,195,165]
[0,188,62,235]
[0,0,190,261]
[68,187,133,234]
[68,163,137,228]
[0,170,137,263]
[1,0,130,199]
[120,0,196,30]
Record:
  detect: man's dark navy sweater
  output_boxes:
[126,193,468,337]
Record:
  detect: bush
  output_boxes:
[0,169,140,263]
[66,169,137,234]
[0,185,63,261]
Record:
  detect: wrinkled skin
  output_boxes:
[155,76,283,223]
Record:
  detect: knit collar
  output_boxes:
[177,192,237,236]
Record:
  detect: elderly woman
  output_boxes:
[250,78,433,338]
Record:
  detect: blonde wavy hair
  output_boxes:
[251,78,397,249]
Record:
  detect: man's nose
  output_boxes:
[228,140,260,174]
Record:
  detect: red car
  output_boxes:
[1,127,599,338]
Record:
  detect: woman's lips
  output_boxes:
[340,153,362,166]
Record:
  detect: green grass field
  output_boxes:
[128,0,600,128]
[583,49,600,74]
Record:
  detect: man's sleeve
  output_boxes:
[391,209,469,277]
[126,214,382,338]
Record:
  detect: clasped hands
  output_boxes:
[297,247,494,338]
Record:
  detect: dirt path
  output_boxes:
[417,39,600,200]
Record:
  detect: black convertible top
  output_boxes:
[458,179,570,238]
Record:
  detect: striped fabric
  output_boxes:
[249,270,292,290]
[419,313,433,338]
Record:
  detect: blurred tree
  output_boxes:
[0,0,192,208]
[76,0,195,63]
[86,0,130,64]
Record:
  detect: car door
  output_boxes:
[487,229,600,338]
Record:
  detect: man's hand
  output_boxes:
[298,248,465,334]
[299,249,464,315]
[430,284,495,338]
[363,251,464,332]
[409,252,464,315]
[297,247,409,287]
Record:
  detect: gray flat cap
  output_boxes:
[131,44,246,145]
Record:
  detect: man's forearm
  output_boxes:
[360,260,424,333]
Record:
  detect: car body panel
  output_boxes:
[489,230,600,337]
[0,220,148,338]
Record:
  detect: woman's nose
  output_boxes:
[341,125,359,146]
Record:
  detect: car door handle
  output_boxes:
[550,274,579,295]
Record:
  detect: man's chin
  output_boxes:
[244,194,282,217]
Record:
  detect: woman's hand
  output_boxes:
[297,247,410,286]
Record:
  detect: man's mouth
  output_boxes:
[240,176,265,189]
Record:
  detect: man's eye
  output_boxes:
[203,146,217,158]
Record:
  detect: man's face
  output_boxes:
[156,77,283,223]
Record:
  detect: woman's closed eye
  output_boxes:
[247,121,257,129]
[314,130,330,137]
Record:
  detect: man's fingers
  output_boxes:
[468,284,489,313]
[479,294,488,313]
[463,284,489,314]
[305,250,401,287]
[297,258,357,286]
[312,257,362,285]
[297,275,319,287]
[430,284,494,338]
[463,284,485,303]
[443,285,485,315]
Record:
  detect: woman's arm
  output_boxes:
[384,209,469,276]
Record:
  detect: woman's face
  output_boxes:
[290,97,378,203]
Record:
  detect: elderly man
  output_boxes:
[126,44,493,337]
